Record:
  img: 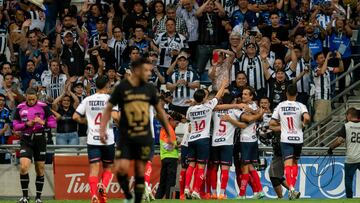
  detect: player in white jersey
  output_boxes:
[328,107,360,198]
[237,87,264,199]
[209,93,245,199]
[179,123,190,200]
[73,76,119,203]
[270,84,310,200]
[184,80,228,199]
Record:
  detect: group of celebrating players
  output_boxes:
[14,57,310,203]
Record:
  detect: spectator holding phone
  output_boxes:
[327,19,352,92]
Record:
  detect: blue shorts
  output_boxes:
[240,141,258,164]
[280,142,302,160]
[87,144,115,164]
[187,138,210,164]
[212,145,234,166]
[181,146,188,168]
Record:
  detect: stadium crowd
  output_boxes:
[0,0,360,201]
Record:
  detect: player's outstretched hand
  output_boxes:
[100,130,108,144]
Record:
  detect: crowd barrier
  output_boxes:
[1,146,357,199]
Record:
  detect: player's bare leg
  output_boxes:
[19,158,31,203]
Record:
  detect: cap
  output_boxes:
[63,30,73,37]
[29,0,46,10]
[149,51,158,57]
[96,16,106,24]
[177,53,188,60]
[74,82,84,88]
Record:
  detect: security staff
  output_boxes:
[328,107,360,198]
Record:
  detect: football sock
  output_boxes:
[284,166,293,189]
[292,165,299,187]
[220,169,229,194]
[250,170,262,192]
[179,169,186,196]
[144,161,152,187]
[117,174,132,199]
[239,173,250,196]
[210,165,218,194]
[194,168,205,193]
[101,170,113,189]
[20,174,29,197]
[185,165,195,189]
[35,175,44,199]
[134,176,145,203]
[88,176,99,198]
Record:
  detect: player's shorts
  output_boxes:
[240,141,258,164]
[187,138,210,164]
[212,145,234,166]
[116,138,154,161]
[20,132,47,162]
[269,154,284,178]
[87,144,115,164]
[180,146,188,168]
[280,142,302,160]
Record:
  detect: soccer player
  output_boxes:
[269,84,310,200]
[184,79,228,199]
[328,107,360,198]
[73,76,118,203]
[99,58,172,203]
[209,93,246,199]
[13,88,57,203]
[238,87,264,199]
[179,123,190,200]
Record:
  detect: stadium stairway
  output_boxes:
[303,62,360,148]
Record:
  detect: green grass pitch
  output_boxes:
[0,199,359,203]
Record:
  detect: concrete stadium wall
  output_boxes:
[0,164,54,198]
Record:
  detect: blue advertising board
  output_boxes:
[224,156,360,199]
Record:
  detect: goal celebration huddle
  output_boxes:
[80,58,310,202]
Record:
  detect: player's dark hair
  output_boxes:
[314,52,324,60]
[3,73,13,79]
[236,71,247,78]
[95,75,109,89]
[222,93,234,104]
[0,93,6,101]
[260,96,270,103]
[270,11,279,18]
[165,18,176,25]
[286,84,298,96]
[346,107,358,118]
[243,86,255,97]
[1,62,11,70]
[194,89,206,103]
[26,87,38,95]
[131,57,152,70]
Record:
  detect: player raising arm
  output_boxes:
[184,79,228,199]
[99,58,172,203]
[269,84,310,200]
